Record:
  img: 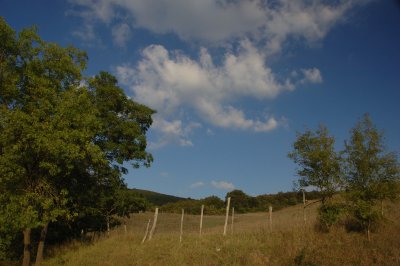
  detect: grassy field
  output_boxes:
[43,201,400,265]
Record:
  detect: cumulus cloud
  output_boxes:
[190,182,205,189]
[211,181,235,190]
[117,41,286,138]
[68,0,367,147]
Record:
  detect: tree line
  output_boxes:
[289,115,400,238]
[160,190,324,215]
[0,18,154,265]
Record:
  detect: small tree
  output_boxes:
[289,125,344,230]
[344,114,400,239]
[288,125,342,204]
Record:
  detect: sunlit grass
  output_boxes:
[43,201,400,265]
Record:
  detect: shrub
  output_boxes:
[345,200,380,237]
[317,203,346,232]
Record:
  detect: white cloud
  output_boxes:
[190,182,205,189]
[301,68,323,84]
[111,23,132,47]
[211,181,235,190]
[148,117,201,149]
[116,41,285,140]
[69,0,366,53]
[69,0,367,147]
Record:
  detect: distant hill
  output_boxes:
[128,188,187,206]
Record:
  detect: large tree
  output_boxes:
[288,125,342,204]
[344,114,399,239]
[0,18,154,264]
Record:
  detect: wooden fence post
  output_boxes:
[223,197,231,236]
[141,219,151,244]
[180,209,184,243]
[148,208,158,240]
[269,205,273,232]
[231,207,235,235]
[199,204,204,236]
[302,189,307,226]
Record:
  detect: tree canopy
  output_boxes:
[344,114,400,237]
[0,17,154,264]
[288,125,342,204]
[289,115,400,234]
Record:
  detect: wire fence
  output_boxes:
[108,202,319,241]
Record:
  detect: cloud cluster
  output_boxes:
[69,0,366,147]
[69,0,365,52]
[116,40,321,146]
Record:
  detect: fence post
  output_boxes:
[141,219,151,244]
[199,204,204,236]
[302,189,307,226]
[223,197,231,236]
[269,205,273,232]
[231,207,235,235]
[148,208,158,240]
[180,208,184,243]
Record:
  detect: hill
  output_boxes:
[128,188,187,206]
[42,201,400,265]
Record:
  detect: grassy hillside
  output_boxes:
[42,201,400,265]
[128,188,187,206]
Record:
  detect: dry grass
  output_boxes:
[42,201,400,266]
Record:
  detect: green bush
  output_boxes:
[318,203,346,231]
[345,200,380,235]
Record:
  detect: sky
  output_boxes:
[2,0,400,199]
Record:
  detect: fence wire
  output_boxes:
[110,203,319,240]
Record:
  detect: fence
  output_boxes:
[109,200,320,242]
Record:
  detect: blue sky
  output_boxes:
[2,0,400,199]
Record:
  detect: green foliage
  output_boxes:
[318,202,346,231]
[226,190,258,213]
[128,188,187,206]
[345,200,380,233]
[161,199,204,215]
[160,190,325,215]
[88,71,154,171]
[288,125,342,204]
[343,114,399,234]
[0,18,154,262]
[160,195,228,215]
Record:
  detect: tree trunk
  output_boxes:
[22,228,31,266]
[381,200,384,217]
[107,216,110,236]
[35,222,49,265]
